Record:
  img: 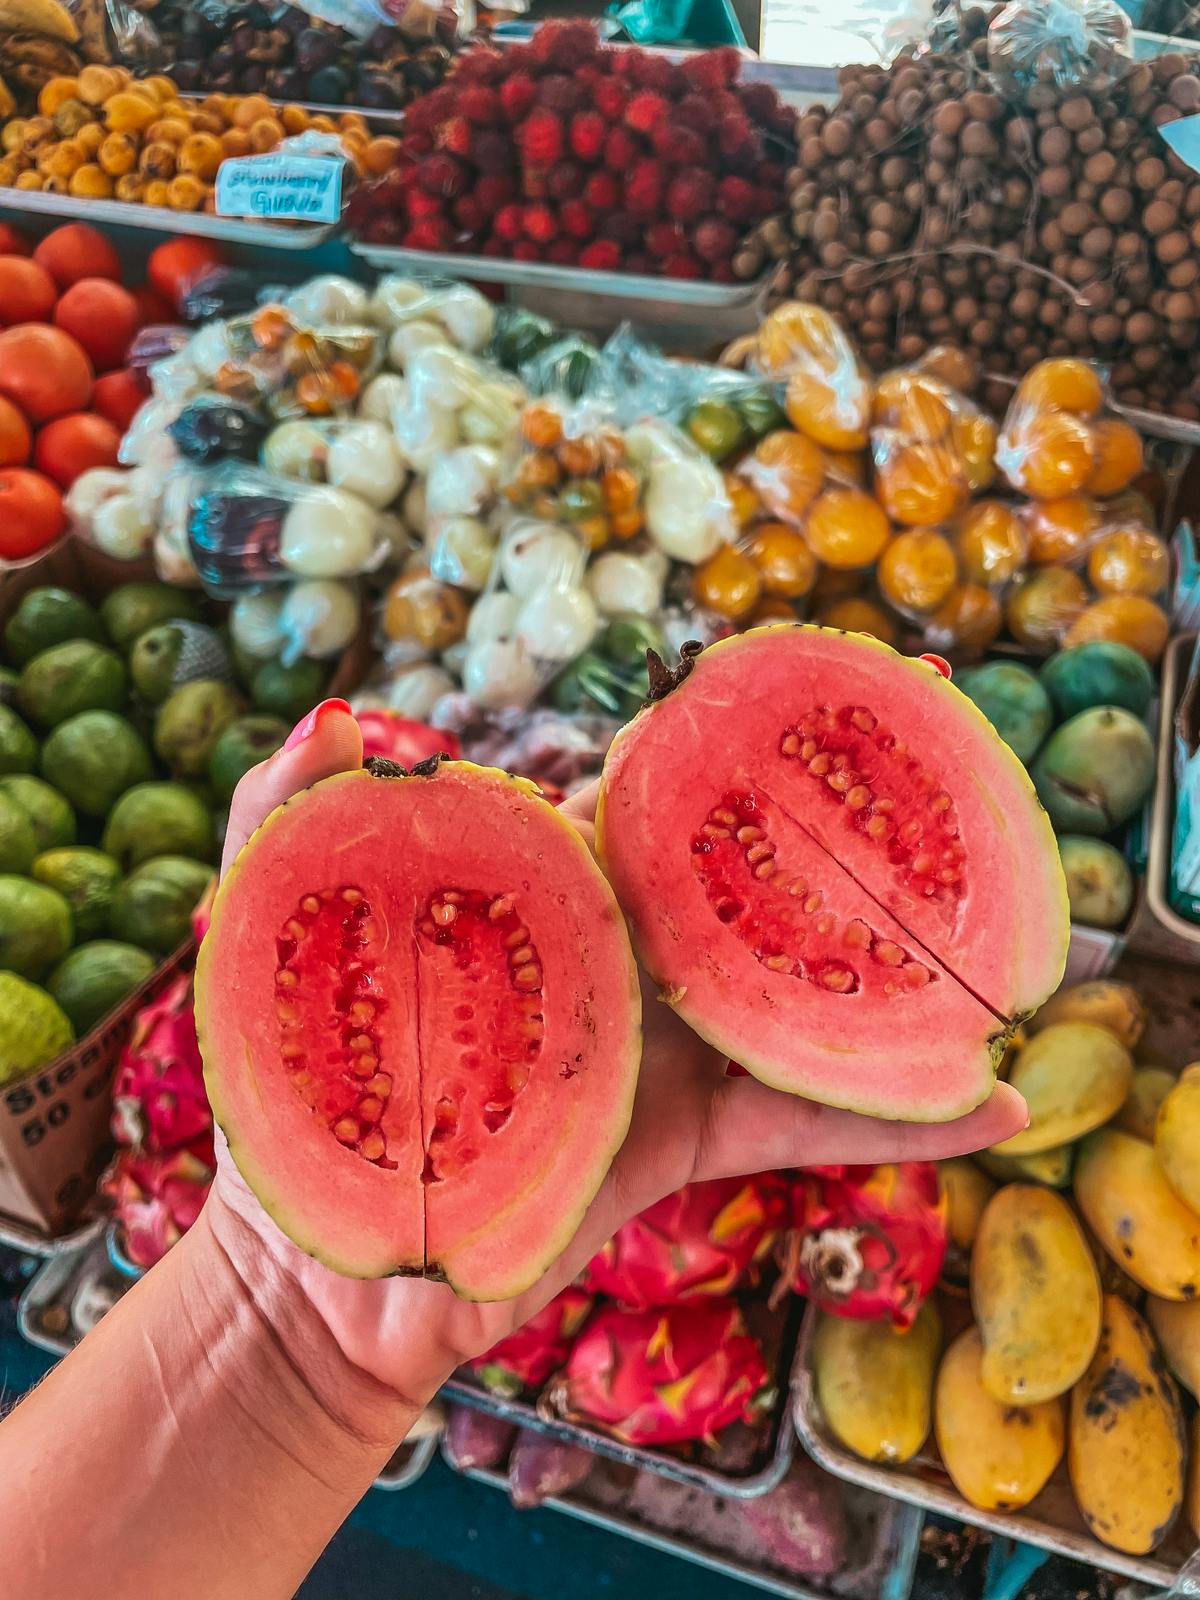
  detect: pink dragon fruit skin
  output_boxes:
[786,1162,947,1330]
[104,1147,213,1269]
[556,1300,770,1447]
[111,973,212,1158]
[584,1175,788,1311]
[469,1286,594,1398]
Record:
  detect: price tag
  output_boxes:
[215,153,344,223]
[1159,112,1200,175]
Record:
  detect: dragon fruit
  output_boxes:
[355,709,461,766]
[103,1146,213,1269]
[784,1163,947,1329]
[551,1300,770,1447]
[110,972,212,1159]
[585,1175,787,1311]
[469,1285,594,1398]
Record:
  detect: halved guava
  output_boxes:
[196,759,641,1295]
[597,626,1068,1122]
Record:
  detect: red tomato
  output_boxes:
[92,367,148,433]
[54,278,141,372]
[0,256,56,324]
[34,412,121,489]
[0,396,31,467]
[0,469,66,559]
[0,225,32,256]
[0,325,93,424]
[33,224,122,289]
[147,237,225,313]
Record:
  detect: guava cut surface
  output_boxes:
[196,761,641,1295]
[597,626,1069,1123]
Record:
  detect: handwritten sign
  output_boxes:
[215,154,344,223]
[1159,112,1200,176]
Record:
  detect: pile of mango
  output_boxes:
[813,979,1200,1558]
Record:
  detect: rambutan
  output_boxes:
[718,115,764,169]
[523,204,559,243]
[475,173,516,211]
[576,63,604,93]
[665,167,715,220]
[603,126,639,173]
[548,160,585,201]
[453,194,486,234]
[405,218,453,252]
[624,91,668,134]
[650,122,706,165]
[538,74,584,116]
[645,220,686,258]
[438,116,471,156]
[522,168,549,201]
[624,158,664,217]
[500,73,537,124]
[560,199,596,240]
[675,95,711,134]
[712,262,736,283]
[404,86,453,135]
[662,252,702,279]
[482,236,507,257]
[512,241,541,262]
[680,46,741,91]
[471,129,512,175]
[418,153,468,198]
[546,238,580,265]
[454,47,504,84]
[738,80,781,125]
[625,251,652,275]
[517,109,564,166]
[459,84,501,125]
[708,90,744,123]
[494,204,525,242]
[569,110,605,164]
[579,239,622,271]
[531,18,599,70]
[593,78,629,122]
[694,216,737,262]
[599,210,643,247]
[406,187,444,219]
[402,131,433,158]
[583,170,619,210]
[757,161,787,191]
[628,51,677,93]
[716,174,760,222]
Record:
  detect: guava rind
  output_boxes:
[39,710,154,819]
[1032,707,1156,835]
[207,715,289,802]
[109,855,215,955]
[955,661,1053,765]
[0,972,73,1085]
[100,583,202,653]
[154,680,246,779]
[130,621,232,706]
[0,774,75,853]
[31,847,121,940]
[17,641,128,727]
[1039,642,1154,723]
[0,704,36,775]
[250,657,328,723]
[1058,835,1134,929]
[0,874,73,979]
[102,783,214,870]
[0,793,36,873]
[48,940,157,1036]
[4,587,105,666]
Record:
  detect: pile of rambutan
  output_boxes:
[347,20,793,280]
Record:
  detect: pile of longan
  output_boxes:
[0,65,400,212]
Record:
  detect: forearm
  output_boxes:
[0,1209,425,1600]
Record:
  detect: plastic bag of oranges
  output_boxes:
[723,301,873,454]
[995,357,1143,503]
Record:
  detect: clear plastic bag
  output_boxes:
[371,275,497,354]
[986,0,1132,89]
[724,300,873,455]
[211,303,384,422]
[995,358,1143,504]
[229,578,364,665]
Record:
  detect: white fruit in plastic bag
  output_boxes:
[64,467,126,535]
[387,319,449,373]
[125,464,169,521]
[153,527,200,588]
[586,551,664,618]
[425,445,500,520]
[285,275,370,326]
[460,381,525,447]
[230,590,287,659]
[279,579,360,661]
[625,419,734,564]
[405,344,482,412]
[393,403,461,474]
[432,285,495,353]
[516,586,598,662]
[118,396,181,469]
[441,638,468,679]
[429,515,495,591]
[466,591,521,646]
[372,277,428,323]
[402,476,427,537]
[280,487,379,578]
[91,494,156,561]
[499,522,585,599]
[327,421,406,509]
[261,419,329,482]
[463,637,539,711]
[377,511,414,561]
[188,321,232,381]
[381,662,457,720]
[358,372,407,424]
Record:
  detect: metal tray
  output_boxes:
[450,1446,923,1600]
[373,1430,440,1491]
[0,188,338,249]
[17,1238,129,1357]
[1147,633,1200,951]
[791,1302,1194,1587]
[441,1290,802,1498]
[0,1210,105,1258]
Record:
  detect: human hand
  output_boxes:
[206,699,1026,1410]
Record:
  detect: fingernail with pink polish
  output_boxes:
[284,698,352,751]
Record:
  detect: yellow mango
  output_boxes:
[1188,1413,1200,1540]
[972,1184,1101,1404]
[1155,1065,1200,1216]
[1068,1295,1184,1554]
[1116,1067,1176,1142]
[1075,1129,1200,1300]
[976,1147,1074,1188]
[1146,1296,1200,1396]
[1028,979,1146,1048]
[994,1024,1132,1156]
[1080,1214,1144,1303]
[939,1158,995,1288]
[813,1302,940,1464]
[935,1326,1065,1511]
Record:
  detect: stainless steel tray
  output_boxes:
[451,1446,923,1600]
[0,1210,104,1258]
[791,1302,1194,1587]
[0,188,338,248]
[441,1291,802,1499]
[17,1238,129,1357]
[1147,633,1200,951]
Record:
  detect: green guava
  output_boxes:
[3,586,105,666]
[109,855,215,955]
[1058,835,1135,929]
[17,640,128,727]
[0,972,73,1085]
[207,715,288,802]
[0,774,75,852]
[47,940,157,1036]
[0,793,36,873]
[1039,642,1156,723]
[0,704,36,774]
[39,710,154,819]
[1032,707,1156,835]
[251,657,328,723]
[102,783,214,870]
[0,875,73,979]
[31,846,121,940]
[0,667,17,706]
[154,680,245,779]
[100,583,202,653]
[954,661,1053,764]
[130,621,232,705]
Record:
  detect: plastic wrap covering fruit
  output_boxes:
[985,0,1132,90]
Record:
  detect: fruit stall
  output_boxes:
[0,0,1199,1594]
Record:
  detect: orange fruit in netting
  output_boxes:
[1086,417,1144,498]
[952,411,997,493]
[957,501,1028,586]
[746,522,817,598]
[1015,357,1104,417]
[877,528,958,613]
[804,487,890,570]
[753,301,851,379]
[874,441,965,527]
[924,584,1003,651]
[872,371,955,441]
[693,544,762,620]
[1086,527,1170,598]
[745,430,826,525]
[785,370,870,452]
[1026,495,1100,565]
[1004,567,1088,651]
[918,345,978,393]
[825,450,867,486]
[723,471,762,530]
[1063,595,1169,663]
[751,597,798,622]
[1001,412,1096,500]
[813,595,897,645]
